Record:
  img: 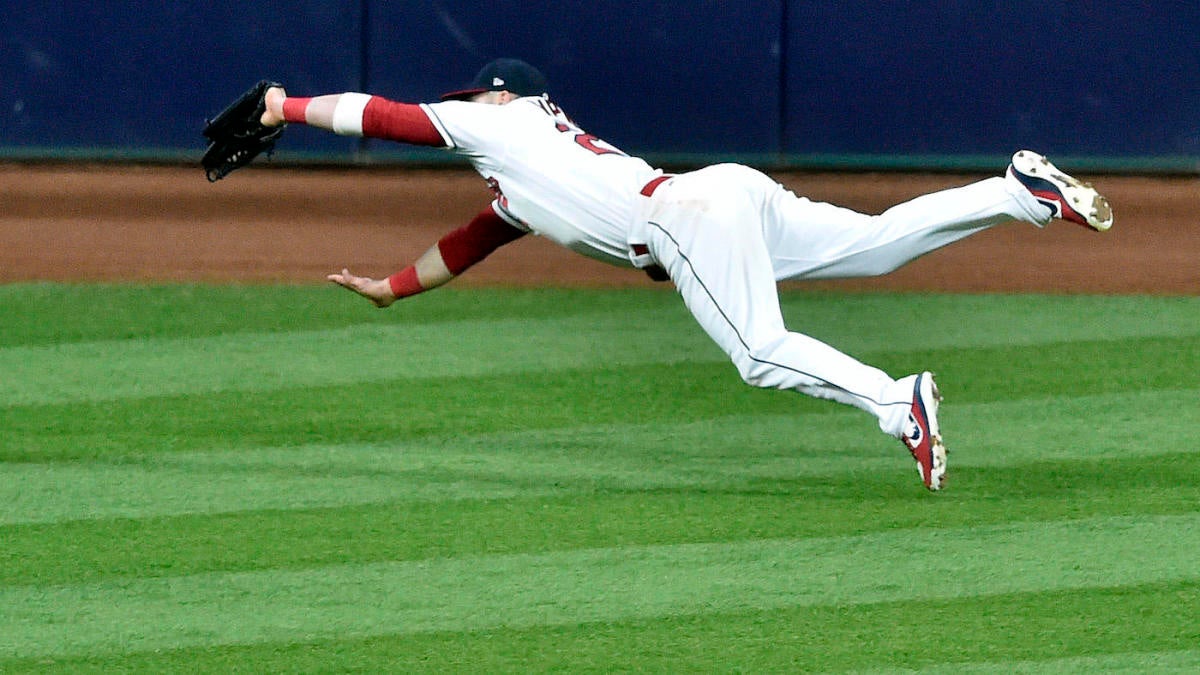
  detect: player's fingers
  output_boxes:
[261,87,287,127]
[326,269,388,306]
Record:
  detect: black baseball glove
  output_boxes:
[202,80,286,182]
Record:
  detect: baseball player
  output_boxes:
[257,58,1113,491]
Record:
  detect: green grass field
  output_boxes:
[2,283,1198,673]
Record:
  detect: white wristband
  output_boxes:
[331,93,372,136]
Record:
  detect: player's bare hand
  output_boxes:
[261,86,287,127]
[327,268,396,308]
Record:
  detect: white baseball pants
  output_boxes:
[640,163,1048,436]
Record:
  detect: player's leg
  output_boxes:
[642,166,916,437]
[761,171,1049,281]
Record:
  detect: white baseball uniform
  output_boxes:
[366,94,1050,437]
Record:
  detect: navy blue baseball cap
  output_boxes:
[440,58,548,101]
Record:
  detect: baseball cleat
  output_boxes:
[902,372,946,491]
[1008,150,1113,232]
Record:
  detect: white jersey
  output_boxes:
[421,96,664,267]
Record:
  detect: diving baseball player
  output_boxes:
[247,58,1113,491]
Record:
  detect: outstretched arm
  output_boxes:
[261,86,445,146]
[327,207,527,307]
[261,88,524,304]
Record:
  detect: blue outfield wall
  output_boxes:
[785,2,1200,165]
[2,1,1197,170]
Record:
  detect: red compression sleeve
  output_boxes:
[282,97,311,123]
[387,266,424,298]
[362,98,445,146]
[437,208,527,275]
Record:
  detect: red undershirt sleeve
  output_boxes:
[361,98,445,146]
[437,207,527,275]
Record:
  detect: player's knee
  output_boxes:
[737,360,774,388]
[733,338,788,389]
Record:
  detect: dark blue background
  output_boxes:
[2,1,1196,167]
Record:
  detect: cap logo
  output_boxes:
[492,77,505,86]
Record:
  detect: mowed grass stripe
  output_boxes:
[781,291,1200,346]
[3,334,1198,463]
[0,285,689,347]
[4,450,1198,588]
[5,387,1196,525]
[0,314,721,407]
[0,362,773,462]
[945,386,1200,465]
[3,513,1198,660]
[906,334,1200,404]
[0,407,866,525]
[2,587,1196,673]
[4,289,1199,408]
[862,649,1200,674]
[5,283,1199,350]
[19,583,1194,673]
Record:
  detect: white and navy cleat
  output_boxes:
[1008,150,1113,232]
[902,372,947,491]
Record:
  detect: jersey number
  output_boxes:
[555,122,625,157]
